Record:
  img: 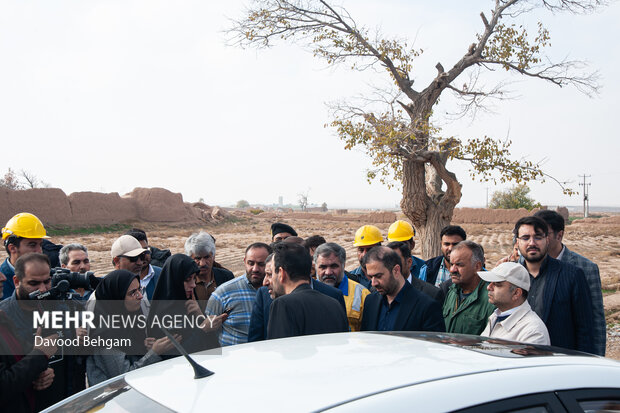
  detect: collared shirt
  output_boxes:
[556,245,566,261]
[525,256,549,319]
[205,275,258,346]
[435,260,451,287]
[490,306,518,332]
[378,284,406,331]
[139,265,156,289]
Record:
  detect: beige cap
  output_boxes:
[111,235,147,258]
[478,262,530,291]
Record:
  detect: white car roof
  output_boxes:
[125,332,619,412]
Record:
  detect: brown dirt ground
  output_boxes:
[2,212,619,358]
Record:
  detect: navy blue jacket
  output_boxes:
[361,281,445,332]
[526,256,594,353]
[248,279,346,342]
[143,265,162,301]
[424,256,444,286]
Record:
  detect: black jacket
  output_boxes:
[410,277,444,305]
[361,281,445,333]
[250,279,346,342]
[424,256,445,286]
[0,311,49,413]
[527,256,594,353]
[267,284,349,339]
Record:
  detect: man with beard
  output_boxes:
[314,243,370,332]
[206,243,272,346]
[421,225,467,287]
[533,210,605,356]
[0,253,80,411]
[267,243,348,339]
[514,216,594,353]
[248,252,345,341]
[442,241,495,335]
[1,213,48,300]
[361,247,444,332]
[185,232,234,312]
[479,262,550,345]
[387,241,443,304]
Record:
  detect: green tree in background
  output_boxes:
[490,184,542,210]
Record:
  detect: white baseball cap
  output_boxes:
[111,235,147,258]
[478,262,530,291]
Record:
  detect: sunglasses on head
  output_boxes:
[120,252,148,262]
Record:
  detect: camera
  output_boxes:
[29,268,94,300]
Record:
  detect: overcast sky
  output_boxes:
[0,0,618,209]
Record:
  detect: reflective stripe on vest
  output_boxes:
[351,283,364,313]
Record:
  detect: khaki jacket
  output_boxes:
[481,301,550,345]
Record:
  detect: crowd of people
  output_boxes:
[0,211,605,412]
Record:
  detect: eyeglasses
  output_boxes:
[120,252,148,262]
[517,235,546,243]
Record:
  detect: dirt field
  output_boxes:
[2,212,619,358]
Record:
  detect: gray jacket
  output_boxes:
[86,349,161,386]
[561,246,605,356]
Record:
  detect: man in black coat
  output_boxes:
[514,216,594,353]
[387,241,444,305]
[267,243,348,340]
[361,247,445,333]
[249,253,346,341]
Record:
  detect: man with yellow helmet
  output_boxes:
[387,220,427,280]
[348,225,383,289]
[1,212,49,299]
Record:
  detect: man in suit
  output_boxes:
[267,243,348,339]
[514,216,595,353]
[248,253,346,341]
[387,241,444,304]
[533,210,605,356]
[185,231,234,312]
[421,225,467,287]
[361,246,445,333]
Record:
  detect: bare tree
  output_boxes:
[0,168,23,190]
[298,189,310,211]
[228,0,603,257]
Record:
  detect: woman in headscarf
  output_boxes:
[147,254,226,356]
[86,270,175,386]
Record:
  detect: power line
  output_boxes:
[578,174,591,218]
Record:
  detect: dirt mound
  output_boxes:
[69,191,138,225]
[572,215,620,226]
[0,188,72,225]
[0,187,206,227]
[452,207,541,224]
[365,211,397,223]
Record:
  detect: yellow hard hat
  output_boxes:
[353,225,383,247]
[388,220,415,242]
[2,212,49,240]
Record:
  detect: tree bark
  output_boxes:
[417,205,451,260]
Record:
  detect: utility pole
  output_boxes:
[578,174,591,218]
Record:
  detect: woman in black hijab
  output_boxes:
[86,270,174,386]
[147,254,225,355]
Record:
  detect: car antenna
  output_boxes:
[160,327,214,379]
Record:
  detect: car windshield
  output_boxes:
[44,376,173,413]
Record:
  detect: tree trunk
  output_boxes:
[416,203,451,260]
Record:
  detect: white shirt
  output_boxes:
[481,301,550,345]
